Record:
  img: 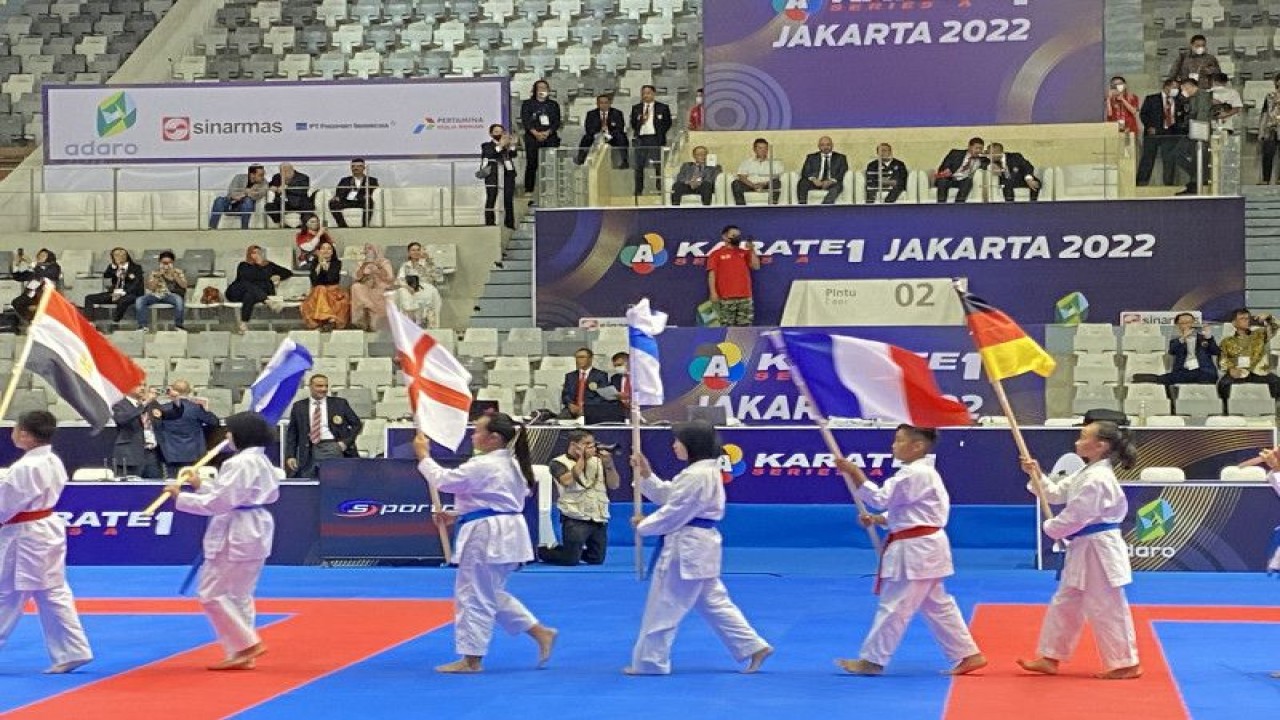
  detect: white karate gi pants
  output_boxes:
[859,577,979,667]
[198,554,264,657]
[0,582,92,666]
[454,561,538,657]
[1037,559,1138,669]
[630,563,768,674]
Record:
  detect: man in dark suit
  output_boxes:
[265,162,314,227]
[111,384,163,478]
[934,137,986,203]
[284,374,362,478]
[1157,312,1219,392]
[154,379,220,478]
[576,94,629,168]
[629,85,672,195]
[1137,78,1185,187]
[481,123,518,230]
[328,157,380,227]
[796,136,849,205]
[671,145,721,206]
[985,143,1041,202]
[560,347,611,419]
[864,142,910,203]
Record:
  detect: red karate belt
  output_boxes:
[1,509,53,526]
[873,525,942,595]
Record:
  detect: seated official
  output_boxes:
[328,158,379,228]
[671,145,721,206]
[265,162,315,227]
[1217,308,1280,400]
[576,94,629,168]
[934,136,986,203]
[560,347,611,419]
[536,430,620,566]
[731,138,783,205]
[796,136,848,205]
[864,143,910,204]
[985,143,1041,202]
[1157,312,1219,389]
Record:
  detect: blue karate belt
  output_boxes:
[1052,522,1122,581]
[646,517,719,579]
[178,505,268,596]
[458,508,520,526]
[1267,525,1280,578]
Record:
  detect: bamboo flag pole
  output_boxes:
[427,469,454,566]
[0,280,54,421]
[141,438,231,516]
[989,375,1054,521]
[630,391,645,580]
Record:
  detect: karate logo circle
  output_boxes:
[617,233,669,274]
[773,0,826,22]
[688,342,746,390]
[719,443,746,483]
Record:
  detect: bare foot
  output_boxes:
[435,657,483,674]
[1016,657,1059,675]
[44,658,92,674]
[742,646,774,674]
[1270,671,1280,679]
[944,653,988,676]
[529,625,558,668]
[1095,664,1142,680]
[208,656,255,671]
[835,658,883,676]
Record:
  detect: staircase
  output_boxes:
[469,217,535,330]
[1245,186,1280,314]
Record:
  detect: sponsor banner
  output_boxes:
[781,278,964,326]
[43,79,508,164]
[535,200,1246,328]
[1120,310,1203,326]
[319,459,448,560]
[0,425,283,478]
[703,0,1103,129]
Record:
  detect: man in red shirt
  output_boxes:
[707,225,761,326]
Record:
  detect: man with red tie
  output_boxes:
[284,374,362,478]
[1137,78,1186,187]
[560,348,611,420]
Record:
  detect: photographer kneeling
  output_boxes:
[538,430,620,566]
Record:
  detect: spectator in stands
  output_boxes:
[630,85,673,196]
[264,162,314,228]
[394,242,444,328]
[1217,308,1280,402]
[154,380,219,480]
[536,429,620,566]
[110,384,162,478]
[611,351,631,410]
[731,138,783,206]
[225,245,293,334]
[1157,313,1219,392]
[1259,76,1280,184]
[689,88,704,131]
[1175,78,1213,196]
[284,374,362,479]
[708,225,760,327]
[294,215,334,269]
[208,164,266,230]
[1138,78,1186,187]
[671,145,720,206]
[1210,73,1243,135]
[83,247,144,326]
[10,248,60,323]
[1105,76,1140,135]
[349,243,394,332]
[934,137,986,203]
[865,143,910,204]
[481,124,519,229]
[796,136,848,205]
[1168,34,1220,90]
[519,79,561,196]
[328,158,379,228]
[576,94,628,168]
[135,251,187,332]
[985,143,1041,202]
[560,347,610,420]
[299,240,349,332]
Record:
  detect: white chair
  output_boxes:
[376,387,412,421]
[1142,415,1186,427]
[383,187,446,227]
[489,356,532,389]
[38,193,97,231]
[278,53,312,80]
[145,330,189,362]
[312,356,350,387]
[347,50,382,79]
[1073,354,1117,385]
[1123,383,1172,416]
[476,385,516,412]
[435,19,468,51]
[451,47,486,76]
[1204,415,1248,426]
[322,329,366,360]
[1220,465,1266,482]
[521,385,560,416]
[1052,164,1119,201]
[1120,324,1166,354]
[1227,384,1275,417]
[357,418,388,458]
[1124,352,1167,381]
[170,358,212,388]
[503,327,545,356]
[332,23,365,53]
[1071,385,1119,415]
[425,328,457,355]
[457,328,500,359]
[151,191,202,230]
[350,357,394,390]
[1139,467,1186,482]
[1174,384,1223,419]
[1072,323,1117,354]
[804,170,853,205]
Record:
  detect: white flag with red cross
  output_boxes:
[385,297,474,451]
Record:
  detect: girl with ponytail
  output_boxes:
[413,412,557,674]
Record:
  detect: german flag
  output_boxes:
[956,288,1057,381]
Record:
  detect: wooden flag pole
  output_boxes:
[0,280,55,422]
[427,480,454,566]
[630,391,645,580]
[989,379,1054,521]
[141,438,231,516]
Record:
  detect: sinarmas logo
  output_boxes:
[96,91,137,138]
[1135,498,1175,542]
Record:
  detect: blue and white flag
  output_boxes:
[248,338,314,424]
[626,298,668,406]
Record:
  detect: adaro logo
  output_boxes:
[688,342,746,390]
[773,0,826,22]
[1135,498,1175,542]
[718,443,746,483]
[161,116,190,141]
[96,91,137,138]
[618,233,669,274]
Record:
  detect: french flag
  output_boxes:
[774,330,973,428]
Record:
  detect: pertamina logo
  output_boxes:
[774,0,826,22]
[412,116,437,133]
[335,499,432,518]
[1135,498,1174,542]
[718,444,746,483]
[96,91,137,137]
[618,233,669,274]
[688,342,746,390]
[161,116,190,141]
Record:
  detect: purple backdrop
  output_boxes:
[703,0,1105,129]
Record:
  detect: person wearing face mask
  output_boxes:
[609,352,631,410]
[797,136,849,205]
[864,143,910,204]
[1168,34,1220,90]
[480,124,518,229]
[1174,78,1213,196]
[518,80,561,196]
[707,225,760,327]
[688,87,704,131]
[1137,78,1186,187]
[985,143,1040,202]
[1260,76,1280,184]
[671,145,721,206]
[934,137,987,203]
[1105,76,1139,135]
[629,85,673,196]
[1210,72,1243,135]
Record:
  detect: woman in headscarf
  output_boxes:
[348,243,394,331]
[298,240,350,331]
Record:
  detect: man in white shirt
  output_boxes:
[731,138,783,205]
[1210,72,1244,134]
[629,85,672,196]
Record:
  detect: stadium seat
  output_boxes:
[1120,324,1166,354]
[503,327,545,356]
[145,330,189,362]
[322,329,366,360]
[383,187,447,227]
[1219,465,1265,482]
[476,385,516,414]
[521,385,560,416]
[1073,354,1118,385]
[1138,467,1186,482]
[233,330,281,360]
[1071,385,1119,415]
[1123,352,1167,381]
[356,417,388,458]
[171,358,212,388]
[458,328,500,359]
[312,357,350,387]
[1071,323,1117,354]
[350,358,394,390]
[133,356,168,387]
[1142,415,1187,427]
[1123,383,1172,417]
[375,386,412,421]
[333,385,375,419]
[1173,384,1223,420]
[489,356,532,389]
[1227,384,1276,417]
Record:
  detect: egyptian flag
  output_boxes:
[956,287,1057,381]
[26,284,145,429]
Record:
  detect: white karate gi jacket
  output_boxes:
[419,449,533,564]
[0,445,70,591]
[175,447,279,562]
[1036,459,1131,590]
[637,459,726,580]
[856,457,955,582]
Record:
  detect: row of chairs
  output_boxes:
[215,0,696,30]
[1071,381,1275,419]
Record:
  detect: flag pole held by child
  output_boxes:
[626,298,667,580]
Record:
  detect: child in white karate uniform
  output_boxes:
[626,420,773,675]
[1254,446,1280,678]
[1017,420,1142,680]
[163,411,280,671]
[0,410,93,674]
